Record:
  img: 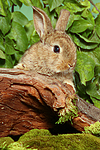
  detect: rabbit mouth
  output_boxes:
[56,62,75,73]
[55,68,73,74]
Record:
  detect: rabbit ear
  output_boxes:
[55,9,70,32]
[32,6,53,40]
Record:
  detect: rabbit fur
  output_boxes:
[14,6,76,87]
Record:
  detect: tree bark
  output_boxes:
[0,68,100,137]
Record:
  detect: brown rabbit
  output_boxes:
[14,6,76,87]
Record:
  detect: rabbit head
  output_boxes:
[14,6,76,84]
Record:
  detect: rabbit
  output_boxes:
[14,6,76,87]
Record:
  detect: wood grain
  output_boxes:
[0,68,100,136]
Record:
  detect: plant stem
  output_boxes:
[11,4,15,13]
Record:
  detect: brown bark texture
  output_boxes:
[0,68,100,137]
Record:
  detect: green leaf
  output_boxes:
[55,0,88,15]
[12,11,29,26]
[7,0,13,7]
[0,50,6,59]
[0,0,8,16]
[8,21,28,52]
[63,1,86,13]
[94,65,100,76]
[30,31,40,45]
[11,0,22,7]
[31,0,44,8]
[81,9,94,28]
[91,98,100,109]
[18,0,32,6]
[3,37,15,55]
[92,3,100,14]
[74,72,88,99]
[86,76,100,101]
[14,50,23,62]
[73,34,98,49]
[69,19,94,33]
[19,0,43,8]
[88,32,100,44]
[95,14,100,38]
[24,20,34,42]
[0,59,5,68]
[4,37,15,55]
[0,54,15,68]
[0,17,11,35]
[75,51,95,85]
[77,34,99,44]
[84,52,100,66]
[5,55,14,68]
[47,0,63,11]
[92,47,100,64]
[66,14,81,31]
[79,0,90,8]
[5,44,15,55]
[0,36,5,51]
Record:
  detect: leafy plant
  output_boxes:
[0,0,100,109]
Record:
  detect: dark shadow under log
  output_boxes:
[0,68,100,137]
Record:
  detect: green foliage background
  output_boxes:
[1,0,100,108]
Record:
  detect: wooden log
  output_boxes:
[0,68,100,137]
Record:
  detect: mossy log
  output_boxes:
[0,68,100,137]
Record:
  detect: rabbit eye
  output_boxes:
[53,45,60,53]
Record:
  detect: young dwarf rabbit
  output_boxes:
[14,6,76,87]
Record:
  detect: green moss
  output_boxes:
[56,97,78,124]
[0,137,14,149]
[1,129,100,150]
[83,121,100,136]
[19,129,51,142]
[18,129,100,150]
[19,132,100,150]
[6,142,37,150]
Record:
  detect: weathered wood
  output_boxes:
[0,68,100,137]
